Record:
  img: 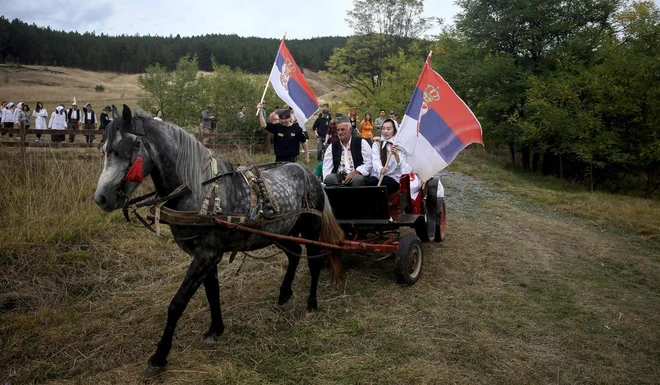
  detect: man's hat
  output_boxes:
[277,108,291,119]
[207,105,212,109]
[389,110,396,115]
[103,106,112,111]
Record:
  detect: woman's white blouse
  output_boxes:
[370,139,412,181]
[33,109,48,129]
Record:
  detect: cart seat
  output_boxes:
[324,185,391,225]
[388,174,422,220]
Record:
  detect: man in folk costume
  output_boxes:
[82,103,98,143]
[322,115,372,186]
[67,98,82,143]
[99,105,112,145]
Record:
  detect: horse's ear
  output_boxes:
[112,105,120,120]
[122,104,132,123]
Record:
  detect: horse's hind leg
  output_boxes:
[278,241,301,306]
[201,264,224,345]
[144,257,215,378]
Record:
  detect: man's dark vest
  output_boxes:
[67,108,81,121]
[83,109,96,124]
[331,138,364,173]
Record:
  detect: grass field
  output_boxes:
[1,144,658,384]
[1,64,143,115]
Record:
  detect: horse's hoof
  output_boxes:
[306,300,318,313]
[200,332,219,348]
[143,363,166,379]
[278,293,292,306]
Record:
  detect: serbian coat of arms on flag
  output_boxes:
[397,54,483,181]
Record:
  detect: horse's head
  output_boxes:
[94,105,154,211]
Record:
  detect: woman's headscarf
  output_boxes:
[379,118,398,166]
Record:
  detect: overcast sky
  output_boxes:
[0,0,458,39]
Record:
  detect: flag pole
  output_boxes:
[256,32,287,117]
[377,151,394,186]
[255,78,271,116]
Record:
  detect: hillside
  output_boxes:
[1,64,144,113]
[0,64,340,118]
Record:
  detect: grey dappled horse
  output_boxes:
[94,105,343,378]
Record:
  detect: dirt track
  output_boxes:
[409,170,660,383]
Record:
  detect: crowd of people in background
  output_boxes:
[254,100,406,194]
[3,98,404,189]
[1,99,113,143]
[310,104,405,193]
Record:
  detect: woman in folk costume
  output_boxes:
[33,102,48,143]
[365,118,412,195]
[48,105,67,142]
[2,102,14,138]
[13,102,25,139]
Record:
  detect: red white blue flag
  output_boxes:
[269,39,318,126]
[397,54,483,180]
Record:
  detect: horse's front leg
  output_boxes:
[201,263,224,345]
[144,257,215,379]
[305,245,324,312]
[278,241,301,306]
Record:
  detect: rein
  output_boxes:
[122,161,321,235]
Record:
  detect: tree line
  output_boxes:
[0,17,346,73]
[329,0,660,198]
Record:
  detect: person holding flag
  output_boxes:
[258,102,309,164]
[365,118,412,196]
[396,53,483,182]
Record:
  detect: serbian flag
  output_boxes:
[397,53,483,181]
[268,38,319,126]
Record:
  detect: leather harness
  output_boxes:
[119,124,322,234]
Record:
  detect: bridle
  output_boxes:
[105,117,151,199]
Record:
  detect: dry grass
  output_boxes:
[1,64,143,104]
[1,146,659,384]
[0,64,143,124]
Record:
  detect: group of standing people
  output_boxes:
[199,104,248,133]
[321,115,408,196]
[312,106,399,158]
[255,99,407,196]
[1,100,113,143]
[1,102,32,140]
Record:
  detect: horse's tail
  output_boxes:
[320,189,344,284]
[320,190,344,245]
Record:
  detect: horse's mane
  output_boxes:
[138,112,212,201]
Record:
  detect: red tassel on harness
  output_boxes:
[126,155,144,183]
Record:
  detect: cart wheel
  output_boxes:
[434,201,446,242]
[395,234,423,285]
[417,198,446,242]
